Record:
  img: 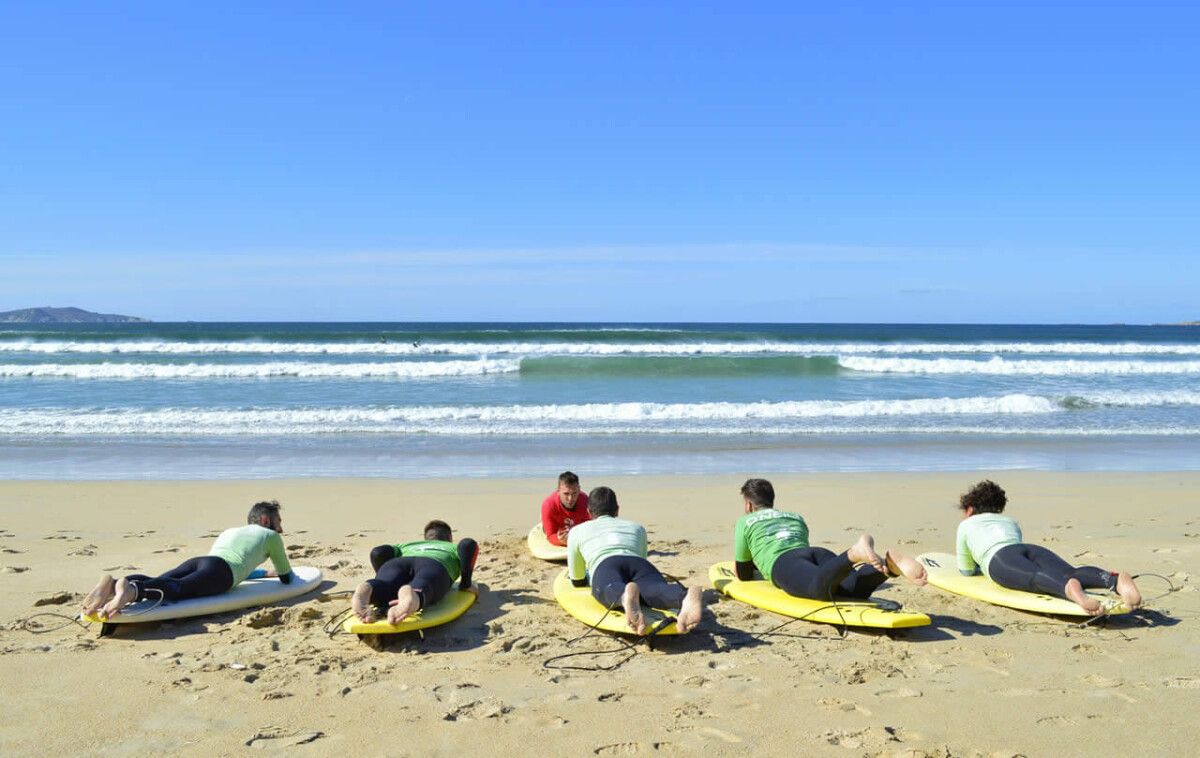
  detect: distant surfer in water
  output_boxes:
[954,479,1141,615]
[80,500,294,619]
[541,471,592,546]
[733,478,927,600]
[351,520,478,624]
[567,486,703,634]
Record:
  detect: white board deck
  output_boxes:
[84,565,324,625]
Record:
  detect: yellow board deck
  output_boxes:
[552,570,679,636]
[341,588,477,635]
[527,523,568,561]
[918,552,1128,616]
[709,561,930,629]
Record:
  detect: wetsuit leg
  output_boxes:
[366,557,416,610]
[123,556,234,602]
[366,557,452,611]
[770,547,855,600]
[836,564,888,599]
[988,543,1086,598]
[590,555,686,609]
[406,557,453,608]
[1068,566,1118,591]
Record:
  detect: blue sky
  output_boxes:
[1,2,1196,322]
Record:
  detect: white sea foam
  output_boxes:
[4,392,1198,436]
[0,359,520,380]
[3,339,1200,357]
[840,356,1200,375]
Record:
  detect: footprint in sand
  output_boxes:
[2,566,30,573]
[69,545,98,557]
[1,547,24,554]
[1082,674,1123,689]
[1164,677,1200,689]
[1037,715,1077,726]
[245,728,324,748]
[875,688,922,698]
[818,697,872,715]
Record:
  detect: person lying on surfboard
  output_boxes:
[351,520,479,625]
[566,486,703,634]
[541,470,591,546]
[954,479,1141,615]
[81,500,294,620]
[734,478,927,600]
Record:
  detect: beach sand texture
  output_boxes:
[1,472,1197,756]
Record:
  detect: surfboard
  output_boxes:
[917,552,1129,616]
[341,588,477,635]
[83,566,324,627]
[708,562,930,629]
[527,523,567,561]
[552,570,679,636]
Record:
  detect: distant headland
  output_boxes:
[0,307,150,324]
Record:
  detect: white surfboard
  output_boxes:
[83,566,324,626]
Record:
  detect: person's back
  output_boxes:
[392,538,462,582]
[734,507,809,582]
[564,486,702,634]
[955,512,1022,576]
[566,515,646,582]
[209,523,291,585]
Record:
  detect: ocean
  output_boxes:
[1,322,1197,479]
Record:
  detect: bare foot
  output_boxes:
[1115,571,1142,609]
[100,578,136,619]
[621,582,646,635]
[351,582,377,623]
[1064,578,1103,616]
[676,586,703,633]
[885,550,928,586]
[386,585,421,625]
[81,574,116,617]
[847,534,885,573]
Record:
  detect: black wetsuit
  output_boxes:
[589,555,686,610]
[988,543,1117,598]
[365,539,478,611]
[125,556,234,603]
[759,547,888,600]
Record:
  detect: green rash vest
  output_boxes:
[208,524,292,586]
[393,540,461,581]
[956,513,1023,577]
[566,515,648,583]
[733,508,810,583]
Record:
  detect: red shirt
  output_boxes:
[541,490,591,546]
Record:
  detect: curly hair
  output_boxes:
[959,480,1006,514]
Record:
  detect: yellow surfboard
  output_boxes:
[552,570,679,636]
[527,523,568,562]
[918,552,1128,616]
[709,561,930,629]
[341,588,477,635]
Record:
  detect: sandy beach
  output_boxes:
[1,472,1196,756]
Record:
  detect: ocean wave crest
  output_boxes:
[0,359,520,380]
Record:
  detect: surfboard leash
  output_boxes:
[542,601,674,672]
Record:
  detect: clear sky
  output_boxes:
[1,2,1196,322]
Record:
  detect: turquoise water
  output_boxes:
[1,322,1198,478]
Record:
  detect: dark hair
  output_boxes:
[587,486,618,517]
[740,478,775,509]
[558,471,580,487]
[247,500,281,525]
[424,519,453,541]
[960,480,1007,514]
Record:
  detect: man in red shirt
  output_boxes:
[541,471,591,546]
